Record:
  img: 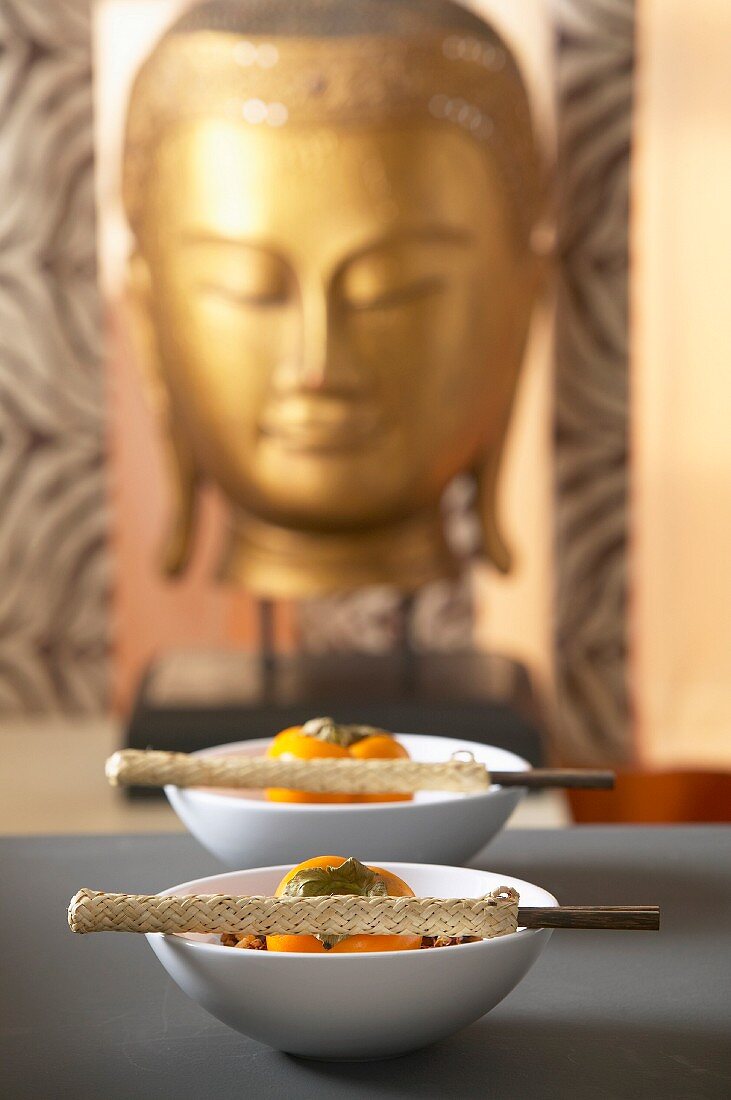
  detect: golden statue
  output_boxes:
[123,0,545,599]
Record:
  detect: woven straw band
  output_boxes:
[105,749,490,793]
[68,886,519,939]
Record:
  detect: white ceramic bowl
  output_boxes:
[165,734,529,868]
[148,862,556,1060]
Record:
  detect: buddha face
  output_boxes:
[135,119,536,531]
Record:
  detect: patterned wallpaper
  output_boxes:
[0,0,632,765]
[0,0,108,710]
[552,0,633,762]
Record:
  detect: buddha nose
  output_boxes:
[287,283,365,395]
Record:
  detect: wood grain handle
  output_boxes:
[492,770,615,790]
[519,906,660,931]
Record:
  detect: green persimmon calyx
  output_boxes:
[282,857,388,949]
[300,717,389,749]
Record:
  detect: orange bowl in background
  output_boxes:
[568,770,731,824]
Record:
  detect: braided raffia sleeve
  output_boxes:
[105,750,490,793]
[68,886,519,939]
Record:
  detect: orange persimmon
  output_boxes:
[266,727,351,804]
[266,855,422,953]
[350,731,411,802]
[265,718,412,804]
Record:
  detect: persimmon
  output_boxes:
[265,717,412,804]
[266,727,351,804]
[266,855,422,953]
[350,731,411,802]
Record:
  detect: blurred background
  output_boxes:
[0,0,729,835]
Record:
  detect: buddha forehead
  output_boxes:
[142,120,505,254]
[123,13,541,245]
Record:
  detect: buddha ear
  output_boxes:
[476,241,547,576]
[125,250,199,577]
[475,431,512,575]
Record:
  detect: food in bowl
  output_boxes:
[221,932,476,950]
[266,717,411,803]
[269,855,421,952]
[219,854,478,953]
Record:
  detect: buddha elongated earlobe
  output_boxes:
[158,413,199,576]
[125,252,199,576]
[476,244,546,578]
[475,440,512,575]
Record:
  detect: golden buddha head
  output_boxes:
[123,0,545,597]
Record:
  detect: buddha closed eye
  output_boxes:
[186,228,471,319]
[337,230,471,313]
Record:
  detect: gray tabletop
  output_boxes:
[1,828,730,1099]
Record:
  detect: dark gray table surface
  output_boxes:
[2,827,730,1100]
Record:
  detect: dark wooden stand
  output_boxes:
[123,645,545,796]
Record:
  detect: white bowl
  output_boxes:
[147,862,556,1060]
[165,734,529,868]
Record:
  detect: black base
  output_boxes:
[123,649,545,796]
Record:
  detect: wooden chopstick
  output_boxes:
[518,906,659,931]
[491,769,615,790]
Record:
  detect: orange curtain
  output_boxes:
[633,0,731,767]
